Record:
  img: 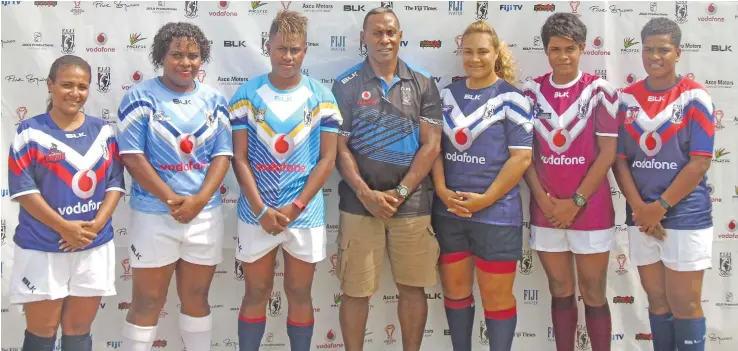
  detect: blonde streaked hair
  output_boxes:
[462,20,517,84]
[268,10,308,42]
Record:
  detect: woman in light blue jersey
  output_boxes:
[116,22,233,351]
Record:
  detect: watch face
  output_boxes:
[574,196,586,206]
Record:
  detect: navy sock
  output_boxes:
[238,315,266,351]
[444,295,475,351]
[61,333,92,351]
[22,330,56,351]
[286,319,314,351]
[485,307,517,351]
[649,312,676,351]
[674,317,706,351]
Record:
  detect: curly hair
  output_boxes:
[47,55,91,112]
[641,17,681,46]
[149,22,211,70]
[269,10,308,42]
[540,13,587,49]
[462,20,517,84]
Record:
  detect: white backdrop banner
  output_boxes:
[1,1,737,350]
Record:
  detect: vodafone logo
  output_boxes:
[541,154,586,166]
[453,127,471,146]
[549,129,572,154]
[131,70,143,83]
[361,91,371,100]
[271,134,294,158]
[57,200,102,216]
[632,158,678,170]
[95,32,108,45]
[639,131,662,156]
[72,169,98,199]
[592,36,604,49]
[625,73,637,85]
[728,220,737,233]
[178,134,196,158]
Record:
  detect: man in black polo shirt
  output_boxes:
[331,7,442,351]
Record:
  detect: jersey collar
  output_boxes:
[360,57,412,83]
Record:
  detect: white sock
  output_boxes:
[121,321,158,351]
[179,313,213,351]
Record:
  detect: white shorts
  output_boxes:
[530,225,615,254]
[9,240,116,304]
[628,226,713,271]
[128,208,224,268]
[236,221,326,264]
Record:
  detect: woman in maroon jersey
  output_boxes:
[522,13,620,351]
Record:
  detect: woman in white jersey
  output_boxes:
[522,13,620,351]
[116,22,233,351]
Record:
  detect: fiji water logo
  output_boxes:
[72,170,98,199]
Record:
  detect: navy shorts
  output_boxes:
[431,215,522,263]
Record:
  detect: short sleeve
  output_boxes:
[594,81,621,137]
[317,89,343,134]
[105,132,126,193]
[8,125,40,200]
[688,91,715,157]
[331,82,353,137]
[420,78,443,126]
[505,92,534,150]
[228,86,252,131]
[211,99,235,157]
[117,89,152,154]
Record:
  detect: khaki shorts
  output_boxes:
[336,211,440,297]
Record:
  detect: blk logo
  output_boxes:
[554,91,570,98]
[712,45,732,52]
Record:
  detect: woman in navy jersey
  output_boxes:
[614,17,714,351]
[522,13,620,351]
[431,20,533,351]
[7,55,124,351]
[116,23,233,351]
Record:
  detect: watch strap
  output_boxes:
[657,197,671,210]
[292,199,306,212]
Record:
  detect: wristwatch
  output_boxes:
[396,184,410,200]
[572,193,587,207]
[657,197,671,210]
[292,199,306,212]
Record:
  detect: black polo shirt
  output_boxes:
[331,58,442,217]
